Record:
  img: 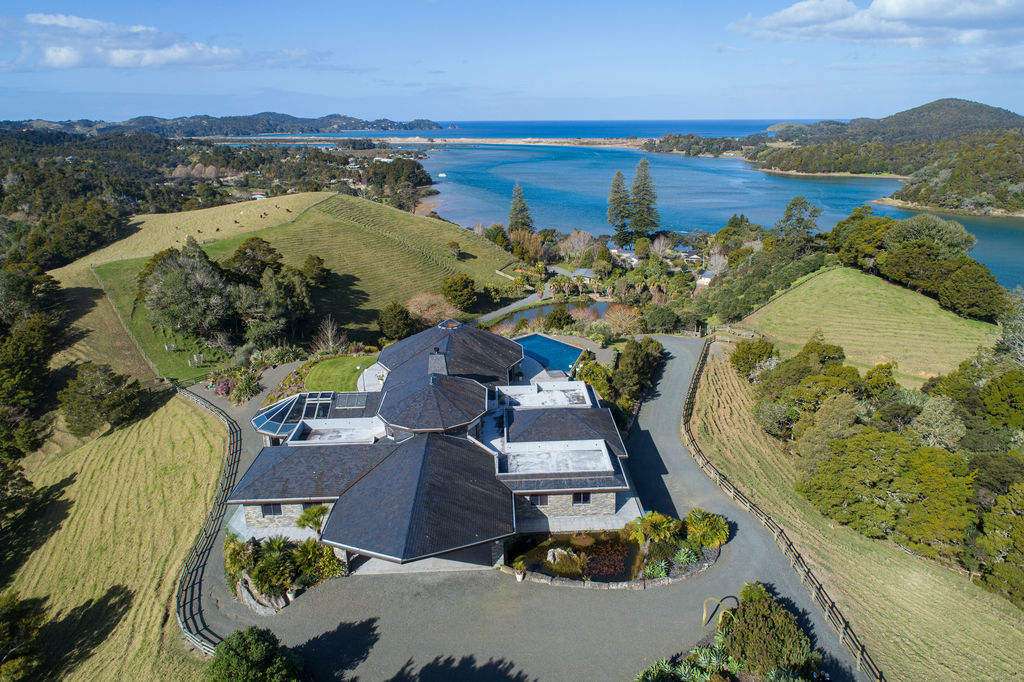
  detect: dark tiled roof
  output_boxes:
[379,320,523,388]
[320,434,514,562]
[227,442,401,503]
[378,373,487,432]
[505,407,628,458]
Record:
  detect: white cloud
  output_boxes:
[9,13,316,70]
[41,45,82,68]
[736,0,1024,45]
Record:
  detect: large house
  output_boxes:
[226,320,643,571]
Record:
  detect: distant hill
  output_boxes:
[0,112,442,137]
[772,98,1024,143]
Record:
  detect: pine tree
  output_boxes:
[607,170,631,247]
[630,158,659,239]
[508,183,534,232]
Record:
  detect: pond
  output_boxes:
[517,334,585,374]
[505,300,610,326]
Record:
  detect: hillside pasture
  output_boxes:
[691,351,1024,681]
[11,396,223,681]
[737,266,998,386]
[48,192,332,380]
[95,195,516,381]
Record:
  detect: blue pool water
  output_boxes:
[517,334,584,373]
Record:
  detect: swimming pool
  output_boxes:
[517,334,584,374]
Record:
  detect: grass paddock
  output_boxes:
[94,195,516,382]
[691,350,1024,681]
[13,397,224,681]
[738,267,998,386]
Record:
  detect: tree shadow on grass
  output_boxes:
[387,656,535,682]
[294,617,379,681]
[313,272,373,327]
[54,285,103,350]
[0,474,75,591]
[37,584,134,680]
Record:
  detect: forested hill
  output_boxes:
[0,112,442,137]
[771,98,1024,143]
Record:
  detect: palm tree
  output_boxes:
[624,511,682,558]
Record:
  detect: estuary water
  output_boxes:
[417,144,1024,288]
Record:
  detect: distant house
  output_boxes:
[250,193,267,200]
[608,247,639,268]
[372,156,394,163]
[549,265,598,282]
[696,270,715,287]
[228,321,642,572]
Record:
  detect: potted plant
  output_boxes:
[512,556,528,582]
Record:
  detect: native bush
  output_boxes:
[206,626,302,682]
[981,369,1024,430]
[545,304,574,331]
[724,584,819,677]
[441,273,477,311]
[377,301,415,340]
[58,361,145,437]
[731,338,778,381]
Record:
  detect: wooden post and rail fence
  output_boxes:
[682,338,885,682]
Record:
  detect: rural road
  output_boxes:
[192,336,859,681]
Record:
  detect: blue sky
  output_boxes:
[1,0,1023,121]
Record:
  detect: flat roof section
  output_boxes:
[501,439,614,475]
[497,381,592,409]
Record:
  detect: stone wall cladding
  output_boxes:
[514,492,616,520]
[243,502,333,530]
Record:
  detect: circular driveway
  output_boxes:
[195,338,858,681]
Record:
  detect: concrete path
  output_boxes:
[192,339,859,681]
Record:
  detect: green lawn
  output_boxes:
[738,266,999,386]
[304,355,378,392]
[94,195,517,382]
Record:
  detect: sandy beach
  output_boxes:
[380,136,649,149]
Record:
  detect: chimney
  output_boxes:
[428,347,448,375]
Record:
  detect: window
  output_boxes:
[528,494,548,507]
[261,503,282,517]
[301,503,318,511]
[572,493,591,505]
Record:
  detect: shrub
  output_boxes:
[643,305,679,333]
[545,305,574,331]
[228,367,263,405]
[0,590,44,681]
[58,361,145,437]
[731,338,778,381]
[441,273,477,311]
[250,545,296,599]
[634,659,677,682]
[753,399,799,439]
[685,508,729,549]
[624,511,683,557]
[738,580,771,603]
[291,539,346,584]
[642,559,669,579]
[406,292,460,325]
[981,369,1024,430]
[223,533,257,590]
[295,505,328,531]
[206,626,301,682]
[377,301,415,340]
[673,544,699,567]
[725,587,818,677]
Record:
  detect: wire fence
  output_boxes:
[681,339,885,682]
[173,386,241,656]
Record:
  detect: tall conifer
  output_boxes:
[630,158,659,239]
[607,170,632,247]
[508,183,534,232]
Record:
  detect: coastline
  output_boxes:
[380,136,649,149]
[760,167,911,181]
[414,196,440,216]
[872,197,1024,219]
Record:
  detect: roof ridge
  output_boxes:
[401,435,433,558]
